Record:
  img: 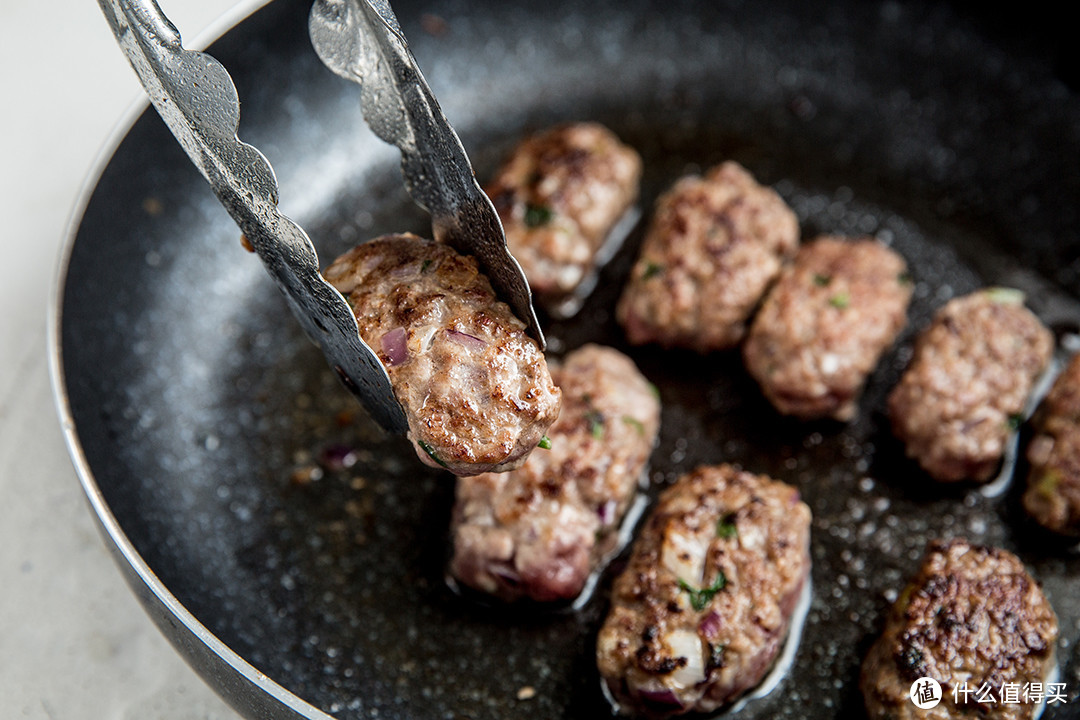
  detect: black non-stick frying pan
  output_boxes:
[55,0,1080,718]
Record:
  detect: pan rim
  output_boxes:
[47,0,330,717]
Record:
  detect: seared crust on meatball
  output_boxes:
[596,464,811,716]
[1023,353,1080,535]
[743,236,913,420]
[450,344,660,602]
[324,233,561,477]
[888,289,1054,482]
[484,122,642,308]
[617,161,799,352]
[861,539,1058,720]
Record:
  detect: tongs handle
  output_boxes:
[309,0,544,347]
[98,0,408,433]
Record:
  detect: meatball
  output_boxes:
[450,344,660,602]
[617,161,799,352]
[484,122,642,315]
[861,539,1058,720]
[1023,352,1080,535]
[596,464,811,716]
[324,233,561,477]
[888,288,1054,482]
[743,236,913,420]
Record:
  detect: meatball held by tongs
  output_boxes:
[450,344,660,603]
[325,234,561,477]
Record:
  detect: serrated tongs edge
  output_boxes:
[309,0,545,348]
[97,0,408,433]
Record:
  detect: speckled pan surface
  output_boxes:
[58,0,1080,718]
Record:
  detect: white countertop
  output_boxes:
[0,2,249,717]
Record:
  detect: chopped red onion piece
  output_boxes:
[487,561,522,587]
[318,444,359,472]
[698,611,722,638]
[637,688,684,709]
[388,259,421,277]
[597,500,617,525]
[380,327,409,366]
[446,328,487,350]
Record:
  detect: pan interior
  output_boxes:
[61,0,1080,718]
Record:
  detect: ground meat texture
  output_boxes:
[617,161,799,352]
[596,464,811,717]
[742,236,913,420]
[861,539,1058,720]
[888,289,1054,482]
[450,344,660,602]
[484,122,642,309]
[323,233,561,477]
[1023,353,1080,535]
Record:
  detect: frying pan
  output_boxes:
[54,0,1080,718]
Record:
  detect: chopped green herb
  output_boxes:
[622,416,645,436]
[642,261,664,280]
[1036,470,1062,498]
[678,573,727,611]
[524,203,554,227]
[585,410,605,440]
[813,273,832,287]
[421,259,434,273]
[985,287,1025,305]
[716,513,738,539]
[538,435,552,450]
[417,440,449,469]
[897,271,913,285]
[829,292,850,309]
[1007,413,1025,431]
[647,382,661,400]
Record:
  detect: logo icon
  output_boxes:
[910,677,942,709]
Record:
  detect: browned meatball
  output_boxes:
[450,344,660,602]
[617,161,799,352]
[1023,353,1080,535]
[323,233,561,477]
[861,539,1058,720]
[596,464,811,716]
[484,122,642,315]
[888,289,1054,482]
[743,236,913,420]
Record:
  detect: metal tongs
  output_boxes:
[97,0,543,434]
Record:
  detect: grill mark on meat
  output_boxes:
[861,539,1058,720]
